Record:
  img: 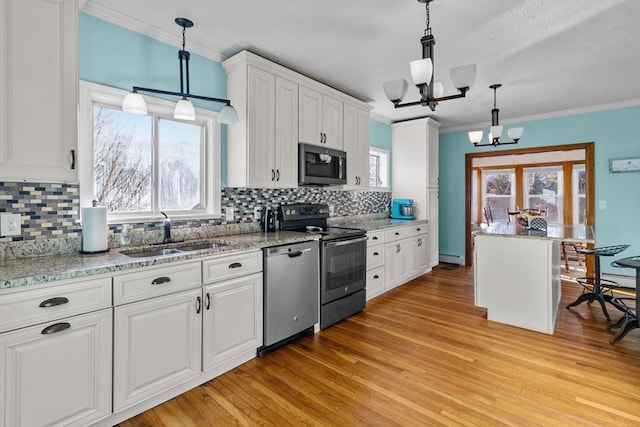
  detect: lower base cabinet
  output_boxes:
[0,309,112,427]
[202,272,263,374]
[113,288,202,412]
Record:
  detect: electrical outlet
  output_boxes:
[254,207,262,220]
[225,206,234,221]
[1,214,21,236]
[599,200,607,209]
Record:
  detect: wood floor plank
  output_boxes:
[119,265,640,426]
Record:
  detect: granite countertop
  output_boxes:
[0,231,319,291]
[475,222,595,243]
[330,217,428,232]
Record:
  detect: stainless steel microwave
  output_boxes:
[298,143,347,186]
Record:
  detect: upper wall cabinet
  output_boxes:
[223,51,369,188]
[343,103,370,188]
[0,0,78,183]
[298,86,343,150]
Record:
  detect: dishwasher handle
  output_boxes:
[287,248,312,258]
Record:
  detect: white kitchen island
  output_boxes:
[474,223,594,334]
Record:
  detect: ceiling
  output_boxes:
[82,0,640,130]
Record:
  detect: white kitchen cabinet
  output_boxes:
[0,309,112,427]
[0,0,78,183]
[392,118,440,267]
[384,239,411,290]
[224,59,298,188]
[410,233,429,277]
[366,230,385,300]
[202,272,262,375]
[343,103,370,188]
[299,85,343,150]
[113,288,202,412]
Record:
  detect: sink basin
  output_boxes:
[122,248,184,258]
[177,242,227,251]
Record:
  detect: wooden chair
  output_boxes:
[483,206,493,224]
[506,208,520,223]
[561,241,586,272]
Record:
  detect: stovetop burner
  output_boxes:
[279,203,365,241]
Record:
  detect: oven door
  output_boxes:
[321,236,367,304]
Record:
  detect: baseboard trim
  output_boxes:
[440,254,465,266]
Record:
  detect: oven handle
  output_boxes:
[324,236,368,248]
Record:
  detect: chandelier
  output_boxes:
[468,84,524,147]
[122,18,238,124]
[383,0,477,111]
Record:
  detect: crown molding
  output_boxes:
[441,99,640,133]
[81,1,224,62]
[369,111,392,124]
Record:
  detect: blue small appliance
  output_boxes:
[391,198,415,219]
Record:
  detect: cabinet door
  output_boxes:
[410,234,429,277]
[113,288,202,412]
[247,66,277,188]
[428,122,439,187]
[343,104,358,187]
[298,86,323,145]
[366,266,385,300]
[0,0,77,183]
[322,95,343,150]
[384,242,408,290]
[202,273,262,374]
[0,310,112,427]
[428,188,439,267]
[355,108,370,187]
[274,76,298,188]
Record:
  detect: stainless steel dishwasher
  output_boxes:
[258,240,319,357]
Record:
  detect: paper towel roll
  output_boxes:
[82,207,108,253]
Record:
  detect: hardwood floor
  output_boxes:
[120,265,640,427]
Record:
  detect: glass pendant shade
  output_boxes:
[410,58,433,85]
[174,98,196,121]
[122,92,148,115]
[450,64,477,90]
[468,130,483,144]
[383,79,409,102]
[490,125,503,141]
[433,82,444,99]
[218,105,239,124]
[507,127,524,141]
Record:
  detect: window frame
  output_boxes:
[369,147,390,189]
[79,81,221,223]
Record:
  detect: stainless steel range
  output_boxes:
[279,203,367,329]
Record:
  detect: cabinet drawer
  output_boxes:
[0,277,112,333]
[384,226,409,243]
[367,245,384,270]
[113,261,201,306]
[366,267,385,300]
[406,223,428,237]
[367,230,385,247]
[202,250,262,284]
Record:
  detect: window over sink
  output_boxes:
[369,147,389,188]
[78,81,221,222]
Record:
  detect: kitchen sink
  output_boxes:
[122,248,184,258]
[176,242,227,251]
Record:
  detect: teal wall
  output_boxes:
[79,13,230,185]
[440,105,640,273]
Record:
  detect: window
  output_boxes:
[369,147,389,188]
[523,166,563,223]
[572,164,586,225]
[79,81,221,221]
[482,169,515,223]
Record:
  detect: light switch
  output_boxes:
[599,200,607,209]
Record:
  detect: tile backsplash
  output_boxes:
[0,181,391,259]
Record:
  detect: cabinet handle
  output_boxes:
[276,169,280,181]
[416,228,421,232]
[271,169,275,181]
[70,149,76,170]
[394,232,400,236]
[229,262,242,269]
[196,296,202,314]
[39,297,69,308]
[418,239,422,247]
[372,236,378,240]
[205,293,211,310]
[373,252,379,256]
[41,322,71,335]
[396,244,400,253]
[373,275,379,279]
[151,276,171,285]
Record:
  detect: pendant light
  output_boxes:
[469,84,523,147]
[122,18,238,124]
[383,0,476,111]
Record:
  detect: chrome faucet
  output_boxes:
[160,211,171,243]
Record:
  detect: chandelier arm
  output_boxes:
[472,140,519,147]
[132,86,232,106]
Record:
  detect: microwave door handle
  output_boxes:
[324,236,368,248]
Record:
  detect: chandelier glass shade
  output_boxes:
[383,0,476,111]
[121,17,238,124]
[469,84,523,147]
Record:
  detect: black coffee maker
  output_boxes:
[260,207,276,232]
